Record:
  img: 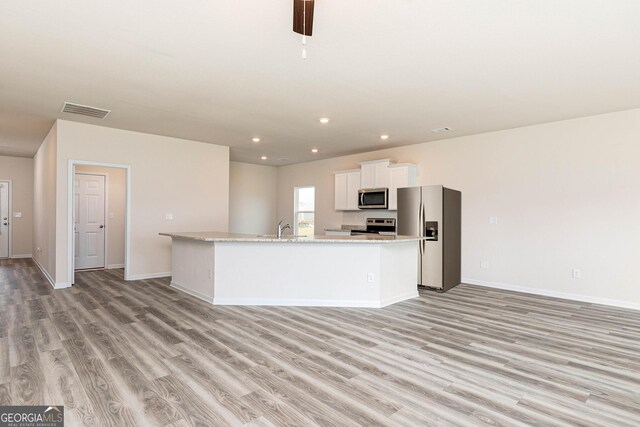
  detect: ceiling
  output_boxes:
[1,1,639,165]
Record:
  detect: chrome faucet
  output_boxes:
[277,220,291,238]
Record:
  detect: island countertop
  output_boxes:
[160,231,424,244]
[162,230,420,307]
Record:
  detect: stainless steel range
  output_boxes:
[351,218,396,236]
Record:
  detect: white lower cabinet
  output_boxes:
[334,170,361,210]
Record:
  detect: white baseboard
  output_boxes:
[107,264,125,269]
[126,272,171,281]
[463,277,640,311]
[32,256,71,289]
[54,282,71,289]
[212,296,413,308]
[11,254,33,259]
[379,291,420,307]
[170,282,214,303]
[32,256,55,288]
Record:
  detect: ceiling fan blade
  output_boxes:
[293,0,314,36]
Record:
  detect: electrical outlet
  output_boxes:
[367,272,375,283]
[572,269,581,279]
[489,216,498,225]
[480,260,490,269]
[165,213,174,220]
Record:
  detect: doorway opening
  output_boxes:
[0,180,11,259]
[67,161,131,285]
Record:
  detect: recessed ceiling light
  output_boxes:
[311,148,319,153]
[431,127,451,133]
[319,117,330,124]
[252,137,261,143]
[260,155,267,160]
[380,134,390,140]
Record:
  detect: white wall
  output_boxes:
[229,162,278,235]
[75,165,126,268]
[277,108,640,307]
[32,119,230,286]
[0,155,34,257]
[33,123,57,281]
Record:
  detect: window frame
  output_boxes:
[293,185,315,236]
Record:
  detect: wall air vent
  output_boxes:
[61,102,111,119]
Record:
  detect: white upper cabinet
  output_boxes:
[334,170,360,211]
[335,160,417,211]
[388,164,418,210]
[360,159,391,189]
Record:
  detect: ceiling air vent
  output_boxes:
[61,102,111,119]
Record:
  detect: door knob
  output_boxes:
[2,223,7,226]
[99,225,104,229]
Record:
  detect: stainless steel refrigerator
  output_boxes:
[397,185,461,292]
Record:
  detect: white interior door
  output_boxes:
[0,181,9,258]
[74,174,106,269]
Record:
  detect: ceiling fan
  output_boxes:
[293,0,315,58]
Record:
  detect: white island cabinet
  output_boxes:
[160,232,422,308]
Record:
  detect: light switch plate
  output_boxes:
[165,213,174,220]
[489,216,498,225]
[480,260,490,269]
[13,212,22,218]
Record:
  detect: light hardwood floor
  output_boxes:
[1,258,639,426]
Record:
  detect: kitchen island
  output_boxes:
[160,231,422,308]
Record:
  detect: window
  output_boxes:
[294,186,315,237]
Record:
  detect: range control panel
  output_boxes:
[366,218,396,233]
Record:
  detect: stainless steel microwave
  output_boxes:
[358,188,389,209]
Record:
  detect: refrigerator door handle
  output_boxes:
[418,202,425,255]
[420,202,427,254]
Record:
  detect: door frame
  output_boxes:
[0,179,12,259]
[67,160,131,285]
[74,172,108,270]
